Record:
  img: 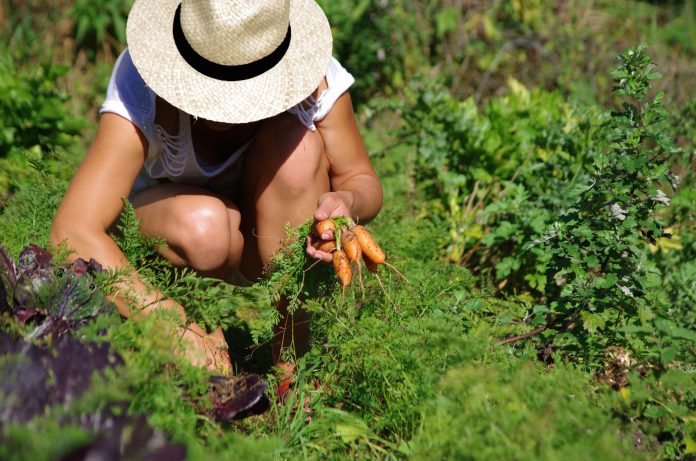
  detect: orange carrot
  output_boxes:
[340,230,362,262]
[352,225,385,264]
[342,229,364,294]
[332,250,352,287]
[315,219,336,236]
[363,254,379,274]
[317,240,337,253]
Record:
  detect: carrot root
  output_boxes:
[317,240,337,253]
[341,230,362,263]
[383,262,409,283]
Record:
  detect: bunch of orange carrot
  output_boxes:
[311,218,404,295]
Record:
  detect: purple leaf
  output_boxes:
[87,258,103,274]
[14,268,56,309]
[0,332,124,423]
[59,410,186,461]
[71,258,89,276]
[48,335,124,405]
[14,245,55,310]
[18,244,52,276]
[14,307,43,325]
[0,331,51,423]
[207,374,269,421]
[0,276,11,313]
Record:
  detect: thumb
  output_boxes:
[314,208,329,221]
[314,194,338,221]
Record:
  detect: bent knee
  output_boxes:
[168,197,242,271]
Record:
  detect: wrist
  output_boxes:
[334,190,355,217]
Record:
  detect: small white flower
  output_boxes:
[377,48,386,62]
[651,189,671,206]
[611,203,628,221]
[619,285,633,297]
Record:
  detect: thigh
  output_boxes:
[131,183,244,277]
[237,112,330,279]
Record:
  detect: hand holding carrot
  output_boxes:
[313,192,353,234]
[307,192,352,262]
[305,216,405,298]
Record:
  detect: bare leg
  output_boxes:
[128,184,244,371]
[131,183,245,281]
[238,113,330,364]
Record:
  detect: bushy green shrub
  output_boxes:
[0,54,84,199]
[317,0,575,105]
[0,168,66,256]
[391,46,695,458]
[396,76,604,264]
[0,55,84,157]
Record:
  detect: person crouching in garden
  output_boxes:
[51,0,382,374]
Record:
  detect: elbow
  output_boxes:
[373,181,384,219]
[361,175,383,224]
[50,219,72,255]
[50,216,88,260]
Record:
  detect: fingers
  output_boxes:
[306,234,333,262]
[307,192,355,262]
[179,328,208,367]
[206,327,232,373]
[314,209,329,222]
[179,324,232,373]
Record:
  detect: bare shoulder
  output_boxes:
[95,112,149,152]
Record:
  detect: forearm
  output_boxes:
[50,227,185,321]
[333,172,383,224]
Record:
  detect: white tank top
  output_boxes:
[99,49,355,194]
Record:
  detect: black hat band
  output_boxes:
[173,4,292,82]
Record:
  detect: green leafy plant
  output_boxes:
[0,164,68,255]
[0,54,84,198]
[69,0,132,57]
[397,76,603,265]
[522,46,682,360]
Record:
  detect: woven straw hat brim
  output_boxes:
[127,0,332,123]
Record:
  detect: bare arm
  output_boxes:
[315,90,383,224]
[306,90,383,261]
[51,113,228,370]
[51,113,183,318]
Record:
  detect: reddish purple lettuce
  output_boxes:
[0,244,112,340]
[0,331,124,423]
[207,374,269,421]
[0,243,268,459]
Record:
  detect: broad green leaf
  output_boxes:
[581,311,607,333]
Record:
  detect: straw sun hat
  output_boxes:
[126,0,333,124]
